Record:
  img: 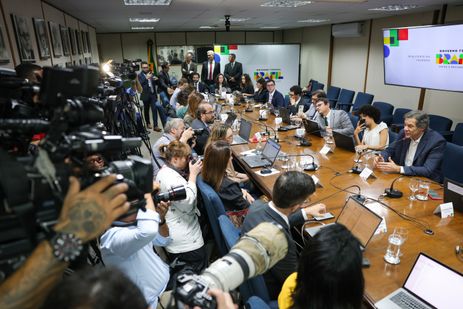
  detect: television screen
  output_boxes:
[383,24,463,92]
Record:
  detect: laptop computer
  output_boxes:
[242,138,281,168]
[225,113,237,127]
[375,253,463,309]
[232,118,252,145]
[444,178,463,212]
[305,196,382,249]
[302,119,322,137]
[279,108,299,130]
[332,131,356,152]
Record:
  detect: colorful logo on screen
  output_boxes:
[383,29,409,58]
[436,54,463,65]
[253,71,284,81]
[213,45,238,62]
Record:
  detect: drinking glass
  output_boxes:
[408,178,420,201]
[384,232,405,265]
[354,145,363,163]
[415,180,430,201]
[393,227,409,256]
[274,109,280,117]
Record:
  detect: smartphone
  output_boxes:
[428,189,442,200]
[313,212,335,221]
[359,118,366,126]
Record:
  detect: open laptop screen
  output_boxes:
[262,139,280,163]
[336,197,382,248]
[239,119,252,140]
[404,253,463,308]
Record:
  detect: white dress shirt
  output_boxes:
[400,134,423,174]
[268,201,309,227]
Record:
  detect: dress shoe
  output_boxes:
[153,127,162,132]
[147,123,153,129]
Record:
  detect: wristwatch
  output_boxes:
[47,230,83,262]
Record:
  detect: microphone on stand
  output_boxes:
[287,153,318,171]
[385,175,404,198]
[250,119,279,143]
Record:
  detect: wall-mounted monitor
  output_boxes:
[383,24,463,92]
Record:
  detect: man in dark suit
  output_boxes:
[201,50,220,91]
[191,102,215,155]
[181,52,197,81]
[138,61,166,131]
[223,53,242,91]
[288,85,311,115]
[374,110,446,183]
[266,79,286,109]
[241,171,326,300]
[191,72,209,93]
[158,63,174,107]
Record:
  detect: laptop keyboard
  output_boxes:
[391,291,428,309]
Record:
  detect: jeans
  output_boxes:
[143,94,167,128]
[159,91,170,107]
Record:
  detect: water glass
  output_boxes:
[394,227,409,256]
[354,145,363,163]
[296,128,305,138]
[415,180,430,201]
[274,109,280,117]
[384,232,405,265]
[408,178,420,201]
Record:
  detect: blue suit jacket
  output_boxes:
[380,129,446,183]
[138,72,158,97]
[270,90,286,109]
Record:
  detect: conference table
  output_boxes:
[226,106,463,307]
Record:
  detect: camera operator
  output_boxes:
[99,183,171,308]
[156,141,205,276]
[138,61,166,132]
[84,154,106,172]
[0,175,130,309]
[152,118,195,178]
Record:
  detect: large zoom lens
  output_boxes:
[153,186,187,203]
[175,222,288,305]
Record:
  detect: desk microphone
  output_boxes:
[250,119,280,143]
[385,175,404,198]
[287,153,318,171]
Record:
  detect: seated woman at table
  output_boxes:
[214,73,230,95]
[239,74,255,97]
[354,104,389,151]
[183,92,205,126]
[253,78,268,103]
[206,123,249,184]
[203,141,257,217]
[278,224,364,309]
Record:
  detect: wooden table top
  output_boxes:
[227,106,463,306]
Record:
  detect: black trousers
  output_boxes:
[167,245,207,275]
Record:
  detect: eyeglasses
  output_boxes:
[141,66,149,69]
[204,111,215,114]
[289,93,296,97]
[88,156,103,164]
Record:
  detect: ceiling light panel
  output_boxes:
[131,26,154,30]
[129,18,160,22]
[368,5,418,11]
[219,17,250,22]
[124,0,171,6]
[261,0,312,8]
[298,19,329,23]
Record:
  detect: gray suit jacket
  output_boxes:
[181,61,197,79]
[314,109,354,136]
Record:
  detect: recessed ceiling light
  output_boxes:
[124,0,171,6]
[199,26,215,29]
[298,19,329,23]
[368,4,418,11]
[219,17,250,22]
[129,18,160,22]
[261,0,312,8]
[131,26,154,30]
[260,26,280,29]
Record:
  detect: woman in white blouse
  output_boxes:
[155,140,205,273]
[354,105,389,151]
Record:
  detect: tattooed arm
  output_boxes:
[0,175,129,309]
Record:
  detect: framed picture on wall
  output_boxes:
[81,31,87,53]
[60,25,71,56]
[32,18,50,60]
[76,29,83,54]
[69,27,77,55]
[11,14,35,62]
[0,24,10,63]
[48,21,62,57]
[85,32,91,54]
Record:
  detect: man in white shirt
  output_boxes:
[241,171,326,299]
[201,50,220,90]
[100,189,171,308]
[374,110,446,182]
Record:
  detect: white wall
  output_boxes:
[0,0,99,69]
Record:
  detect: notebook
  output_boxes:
[376,253,463,309]
[305,196,382,249]
[232,118,252,145]
[241,138,281,168]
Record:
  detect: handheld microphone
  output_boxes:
[385,175,404,198]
